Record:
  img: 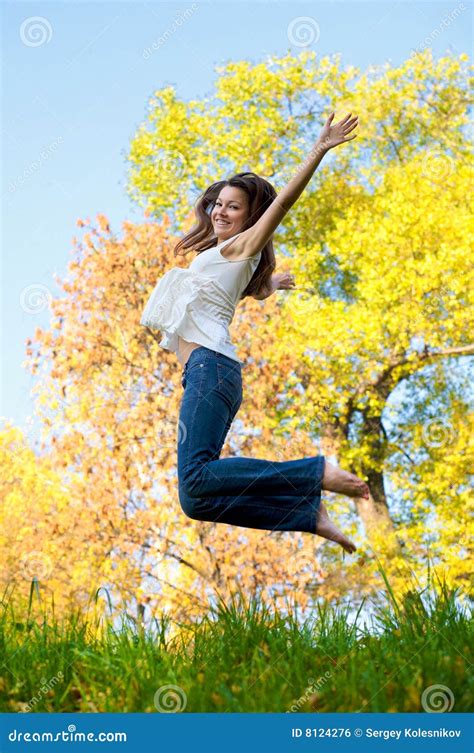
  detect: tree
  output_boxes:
[17,49,473,621]
[124,47,473,592]
[0,422,99,618]
[23,215,330,621]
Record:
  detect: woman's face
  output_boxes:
[211,186,250,240]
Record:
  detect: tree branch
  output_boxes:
[138,537,210,580]
[380,124,404,163]
[142,568,207,608]
[342,343,474,432]
[382,424,416,465]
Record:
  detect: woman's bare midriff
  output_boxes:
[177,335,203,368]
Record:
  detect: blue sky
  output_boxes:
[2,1,471,443]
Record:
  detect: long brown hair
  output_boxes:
[173,172,276,299]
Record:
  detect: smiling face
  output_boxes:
[211,186,250,241]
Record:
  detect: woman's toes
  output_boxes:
[344,472,369,499]
[332,528,357,553]
[354,478,370,499]
[315,505,357,553]
[342,538,357,554]
[322,461,370,499]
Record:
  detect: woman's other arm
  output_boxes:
[252,271,296,300]
[239,112,358,258]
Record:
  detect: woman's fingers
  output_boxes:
[337,112,353,125]
[337,114,358,129]
[344,120,358,133]
[328,112,359,127]
[279,272,296,289]
[320,110,358,149]
[341,120,358,138]
[343,116,358,128]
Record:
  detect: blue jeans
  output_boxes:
[177,346,325,534]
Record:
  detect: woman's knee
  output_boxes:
[180,495,217,524]
[179,485,205,519]
[179,479,194,500]
[180,498,201,520]
[179,468,205,499]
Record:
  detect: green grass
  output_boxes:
[1,572,472,713]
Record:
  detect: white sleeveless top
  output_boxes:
[140,234,261,364]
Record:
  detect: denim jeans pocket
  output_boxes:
[182,357,211,394]
[217,359,242,407]
[181,349,208,388]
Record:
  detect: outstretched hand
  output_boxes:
[272,271,296,292]
[318,111,359,150]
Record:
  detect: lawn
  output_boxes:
[1,573,471,713]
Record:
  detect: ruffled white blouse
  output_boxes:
[140,234,261,364]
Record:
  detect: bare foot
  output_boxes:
[315,502,357,554]
[322,460,370,499]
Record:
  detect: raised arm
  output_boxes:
[238,111,358,258]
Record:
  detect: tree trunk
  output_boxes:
[354,413,400,554]
[354,469,399,554]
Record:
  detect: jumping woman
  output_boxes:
[141,111,369,554]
